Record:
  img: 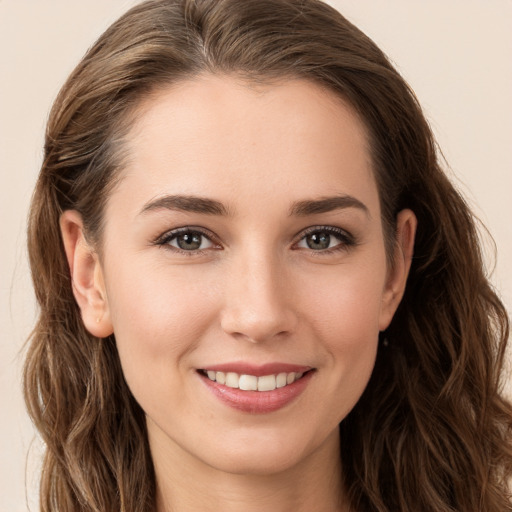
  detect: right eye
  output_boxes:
[156,228,218,253]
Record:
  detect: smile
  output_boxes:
[200,370,305,391]
[197,365,315,413]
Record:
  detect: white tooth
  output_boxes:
[286,372,296,385]
[207,370,216,381]
[276,373,287,388]
[295,372,303,380]
[257,374,276,391]
[239,374,258,391]
[216,371,226,385]
[225,372,240,388]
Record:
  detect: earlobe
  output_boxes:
[60,210,114,338]
[378,209,417,331]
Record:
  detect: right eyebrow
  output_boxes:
[139,194,231,216]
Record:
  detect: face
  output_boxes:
[63,75,415,479]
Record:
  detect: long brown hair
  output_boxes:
[24,0,512,510]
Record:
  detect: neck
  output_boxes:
[151,427,347,512]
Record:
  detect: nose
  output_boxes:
[220,251,298,344]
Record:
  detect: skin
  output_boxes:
[61,75,416,512]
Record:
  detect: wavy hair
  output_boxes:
[24,0,512,510]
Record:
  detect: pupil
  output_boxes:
[177,233,201,250]
[307,232,330,250]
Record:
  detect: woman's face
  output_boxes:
[66,75,414,477]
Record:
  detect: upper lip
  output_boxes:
[199,362,313,377]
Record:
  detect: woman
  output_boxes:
[24,0,512,510]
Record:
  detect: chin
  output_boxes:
[206,446,310,477]
[197,425,340,478]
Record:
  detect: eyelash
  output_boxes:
[153,225,357,255]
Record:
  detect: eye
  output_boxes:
[295,226,354,252]
[156,228,217,252]
[171,231,212,251]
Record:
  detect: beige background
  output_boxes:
[1,1,511,510]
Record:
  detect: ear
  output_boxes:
[378,209,417,331]
[60,210,113,338]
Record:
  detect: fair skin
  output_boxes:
[61,75,416,512]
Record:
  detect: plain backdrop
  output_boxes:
[1,1,511,510]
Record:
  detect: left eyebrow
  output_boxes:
[289,195,370,218]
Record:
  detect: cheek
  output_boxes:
[104,259,218,386]
[301,256,386,389]
[306,257,387,339]
[268,261,382,431]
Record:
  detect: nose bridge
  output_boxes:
[220,245,296,343]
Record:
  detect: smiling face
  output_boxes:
[61,75,415,482]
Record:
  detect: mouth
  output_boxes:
[196,365,315,413]
[198,369,309,391]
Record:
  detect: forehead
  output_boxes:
[111,74,378,217]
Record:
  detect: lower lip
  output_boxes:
[199,371,314,414]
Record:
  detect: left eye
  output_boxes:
[296,229,349,251]
[165,230,214,251]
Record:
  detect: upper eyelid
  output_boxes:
[293,225,353,241]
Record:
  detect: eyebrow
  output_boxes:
[139,193,369,218]
[140,195,230,216]
[289,195,370,217]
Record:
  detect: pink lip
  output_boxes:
[198,366,314,414]
[200,362,312,377]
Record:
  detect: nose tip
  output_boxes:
[220,297,297,344]
[219,261,297,344]
[221,313,296,345]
